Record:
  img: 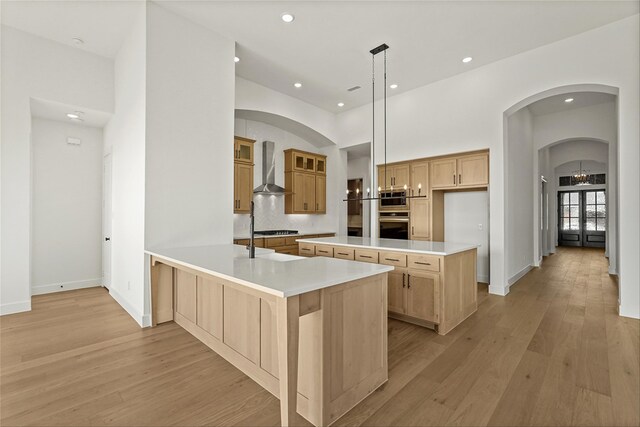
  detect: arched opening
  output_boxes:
[503,84,619,294]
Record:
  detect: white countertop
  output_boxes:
[146,244,392,298]
[234,231,336,240]
[296,236,479,256]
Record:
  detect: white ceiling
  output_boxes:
[30,97,112,128]
[527,91,616,116]
[3,1,638,114]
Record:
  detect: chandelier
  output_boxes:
[343,43,426,202]
[573,161,591,186]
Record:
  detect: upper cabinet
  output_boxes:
[233,136,255,214]
[234,136,254,164]
[431,152,489,190]
[410,161,429,197]
[284,149,327,214]
[377,163,410,189]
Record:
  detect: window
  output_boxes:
[558,173,606,187]
[585,190,606,231]
[560,192,580,230]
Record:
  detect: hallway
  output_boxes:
[1,247,638,426]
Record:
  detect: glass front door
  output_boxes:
[558,190,606,248]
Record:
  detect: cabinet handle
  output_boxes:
[316,203,319,210]
[360,255,372,259]
[385,258,400,262]
[459,174,462,184]
[453,174,456,185]
[412,226,415,235]
[338,252,349,256]
[402,273,406,288]
[415,261,432,266]
[407,274,411,289]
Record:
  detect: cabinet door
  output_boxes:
[388,268,407,314]
[410,198,431,240]
[431,158,457,189]
[457,154,489,188]
[196,276,223,340]
[411,162,429,197]
[393,164,410,189]
[378,165,393,189]
[316,156,327,175]
[293,172,306,213]
[303,173,316,212]
[235,162,253,213]
[315,174,326,213]
[234,137,254,164]
[304,154,316,173]
[407,271,439,323]
[176,269,197,323]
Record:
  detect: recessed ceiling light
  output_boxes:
[70,117,85,122]
[337,102,344,107]
[234,56,240,63]
[281,13,295,23]
[462,56,473,63]
[72,37,84,45]
[389,84,398,89]
[564,98,574,103]
[66,113,80,119]
[294,82,302,88]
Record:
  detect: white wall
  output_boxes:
[445,192,490,283]
[233,118,340,235]
[103,9,147,325]
[145,3,235,249]
[1,25,114,315]
[506,107,534,282]
[334,15,639,318]
[31,118,103,294]
[347,156,371,237]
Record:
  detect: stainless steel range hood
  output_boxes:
[253,140,287,195]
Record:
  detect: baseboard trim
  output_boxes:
[509,264,533,286]
[488,284,509,296]
[108,287,147,328]
[0,300,32,316]
[31,278,102,295]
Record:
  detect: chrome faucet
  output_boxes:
[247,200,256,258]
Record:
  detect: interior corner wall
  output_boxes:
[144,3,235,249]
[31,118,103,294]
[506,107,534,283]
[103,8,147,325]
[0,25,114,315]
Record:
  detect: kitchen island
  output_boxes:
[296,236,479,335]
[146,244,392,427]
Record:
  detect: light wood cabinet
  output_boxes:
[176,269,197,323]
[457,154,489,188]
[430,158,458,189]
[234,162,253,213]
[377,163,410,189]
[388,268,407,314]
[431,153,489,189]
[410,198,431,240]
[233,137,255,214]
[234,136,255,164]
[410,161,429,197]
[406,271,439,323]
[196,276,223,340]
[284,149,327,214]
[234,234,335,256]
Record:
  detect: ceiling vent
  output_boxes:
[347,86,361,92]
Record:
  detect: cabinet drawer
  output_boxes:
[333,247,355,260]
[285,236,300,246]
[265,237,286,248]
[355,249,379,263]
[276,245,299,256]
[379,252,407,267]
[316,233,335,238]
[315,245,334,257]
[298,243,316,257]
[408,254,440,272]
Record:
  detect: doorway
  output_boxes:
[558,189,606,248]
[347,178,363,236]
[103,153,112,289]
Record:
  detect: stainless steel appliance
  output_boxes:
[379,211,410,240]
[379,190,409,211]
[254,229,299,236]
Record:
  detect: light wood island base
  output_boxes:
[150,255,388,427]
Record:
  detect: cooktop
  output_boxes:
[254,230,299,236]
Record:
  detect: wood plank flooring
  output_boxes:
[1,247,638,426]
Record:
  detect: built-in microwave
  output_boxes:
[379,190,409,211]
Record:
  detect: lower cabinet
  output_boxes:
[387,268,407,314]
[406,270,439,323]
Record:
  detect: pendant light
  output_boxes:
[573,161,592,186]
[343,43,426,202]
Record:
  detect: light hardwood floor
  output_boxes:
[1,247,638,426]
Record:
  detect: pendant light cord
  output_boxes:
[384,49,387,191]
